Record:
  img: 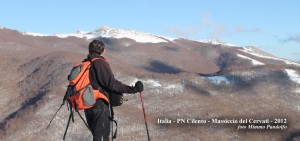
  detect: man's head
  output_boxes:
[89,39,105,55]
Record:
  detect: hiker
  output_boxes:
[84,39,144,141]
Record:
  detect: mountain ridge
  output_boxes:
[2,25,299,65]
[4,25,299,67]
[18,26,238,46]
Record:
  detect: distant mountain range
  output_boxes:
[0,26,299,141]
[21,26,236,45]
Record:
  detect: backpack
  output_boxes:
[66,58,124,109]
[66,58,109,110]
[47,58,121,140]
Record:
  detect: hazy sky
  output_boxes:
[1,0,299,62]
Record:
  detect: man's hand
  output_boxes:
[134,81,144,93]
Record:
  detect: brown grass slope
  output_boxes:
[0,28,299,141]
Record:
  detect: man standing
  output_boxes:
[84,39,143,141]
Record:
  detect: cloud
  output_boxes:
[202,16,261,38]
[200,16,227,38]
[166,16,227,39]
[280,34,300,43]
[167,26,203,38]
[167,15,260,39]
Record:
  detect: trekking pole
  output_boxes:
[46,100,66,129]
[139,92,150,141]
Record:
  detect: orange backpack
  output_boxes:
[66,58,109,110]
[47,58,119,140]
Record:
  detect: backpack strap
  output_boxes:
[91,58,100,62]
[110,104,118,140]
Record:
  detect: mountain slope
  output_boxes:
[0,26,299,141]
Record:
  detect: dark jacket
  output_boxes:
[86,53,136,95]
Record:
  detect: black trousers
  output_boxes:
[84,99,110,141]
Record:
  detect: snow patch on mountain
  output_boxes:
[165,83,184,93]
[166,84,181,89]
[0,26,5,29]
[285,69,300,85]
[240,46,274,58]
[198,39,237,47]
[22,31,96,39]
[129,78,183,93]
[144,79,162,87]
[54,31,96,39]
[22,32,48,37]
[22,26,168,43]
[159,36,177,42]
[240,47,300,66]
[20,26,243,46]
[237,54,264,65]
[92,26,168,43]
[205,76,230,84]
[20,26,246,46]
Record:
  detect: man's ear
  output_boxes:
[101,49,105,56]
